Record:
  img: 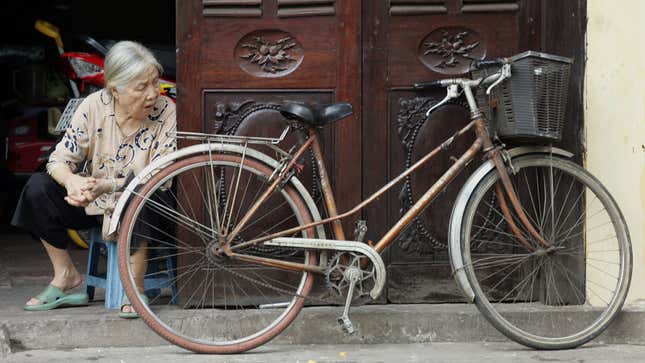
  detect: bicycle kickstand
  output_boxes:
[338,267,361,334]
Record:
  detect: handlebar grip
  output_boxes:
[413,80,443,90]
[473,59,505,69]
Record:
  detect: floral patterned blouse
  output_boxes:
[47,89,177,238]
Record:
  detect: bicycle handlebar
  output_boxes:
[413,80,444,91]
[472,59,506,70]
[412,59,512,116]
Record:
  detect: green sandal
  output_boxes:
[23,285,89,311]
[119,293,149,319]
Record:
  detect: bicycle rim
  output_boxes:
[117,153,318,353]
[461,155,632,349]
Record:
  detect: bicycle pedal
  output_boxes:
[338,316,355,335]
[337,267,360,335]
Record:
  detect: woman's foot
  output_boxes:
[25,273,84,307]
[119,292,148,319]
[120,304,135,314]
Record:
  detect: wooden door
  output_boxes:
[176,0,361,305]
[177,0,361,213]
[361,0,542,303]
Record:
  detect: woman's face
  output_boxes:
[114,66,160,121]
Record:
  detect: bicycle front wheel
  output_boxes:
[117,153,319,353]
[461,154,632,349]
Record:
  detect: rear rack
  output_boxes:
[55,98,85,132]
[166,126,290,145]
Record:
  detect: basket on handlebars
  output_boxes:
[474,51,573,142]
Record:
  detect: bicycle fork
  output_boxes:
[488,149,553,251]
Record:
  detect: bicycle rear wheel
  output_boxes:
[117,153,319,353]
[461,154,632,349]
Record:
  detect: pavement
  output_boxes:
[1,231,645,362]
[6,343,645,363]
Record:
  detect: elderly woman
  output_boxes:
[11,41,176,317]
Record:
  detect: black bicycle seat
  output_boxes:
[280,102,353,127]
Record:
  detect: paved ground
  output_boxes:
[6,343,645,363]
[2,231,645,362]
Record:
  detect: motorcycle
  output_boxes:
[35,20,177,101]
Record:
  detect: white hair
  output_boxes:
[104,41,163,91]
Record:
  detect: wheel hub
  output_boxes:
[206,236,228,264]
[535,245,565,257]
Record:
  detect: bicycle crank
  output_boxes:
[266,237,386,335]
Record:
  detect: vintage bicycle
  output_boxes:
[108,51,632,353]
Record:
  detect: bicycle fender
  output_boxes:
[448,146,573,303]
[107,143,325,238]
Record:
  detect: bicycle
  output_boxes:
[109,51,632,353]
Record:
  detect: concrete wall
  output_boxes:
[586,0,645,303]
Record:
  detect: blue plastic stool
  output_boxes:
[85,228,178,309]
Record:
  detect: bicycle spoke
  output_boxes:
[131,189,214,243]
[462,156,631,346]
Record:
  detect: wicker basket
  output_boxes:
[475,51,573,142]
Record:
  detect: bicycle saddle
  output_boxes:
[280,102,353,127]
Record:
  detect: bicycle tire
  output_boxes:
[460,154,632,349]
[117,153,319,353]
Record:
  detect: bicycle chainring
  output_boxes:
[324,251,377,305]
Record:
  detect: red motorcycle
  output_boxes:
[35,20,177,100]
[7,20,177,173]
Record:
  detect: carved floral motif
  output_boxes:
[419,27,486,74]
[424,30,480,68]
[236,30,304,77]
[240,37,297,73]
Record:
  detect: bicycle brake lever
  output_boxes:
[486,63,512,95]
[425,84,460,117]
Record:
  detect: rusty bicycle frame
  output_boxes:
[217,83,552,275]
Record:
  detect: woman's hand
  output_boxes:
[63,175,99,207]
[80,178,112,203]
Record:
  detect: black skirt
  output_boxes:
[12,172,174,250]
[11,173,101,249]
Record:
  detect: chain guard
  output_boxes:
[265,237,386,299]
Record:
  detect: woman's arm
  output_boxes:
[47,98,95,207]
[151,102,177,162]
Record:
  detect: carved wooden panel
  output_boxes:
[387,7,519,84]
[384,92,475,303]
[202,89,334,247]
[390,94,471,257]
[362,0,541,303]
